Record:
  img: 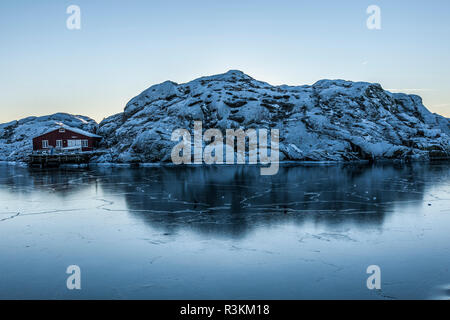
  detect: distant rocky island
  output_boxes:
[1,70,449,164]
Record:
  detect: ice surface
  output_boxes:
[0,163,449,299]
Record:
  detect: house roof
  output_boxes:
[33,124,102,139]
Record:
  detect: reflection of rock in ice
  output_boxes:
[1,162,449,239]
[96,163,449,238]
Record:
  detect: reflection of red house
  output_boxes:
[32,125,102,152]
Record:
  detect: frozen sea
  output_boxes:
[0,162,449,299]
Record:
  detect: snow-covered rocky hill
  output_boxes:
[0,113,98,162]
[93,70,450,163]
[1,71,449,164]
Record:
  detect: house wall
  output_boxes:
[32,129,101,152]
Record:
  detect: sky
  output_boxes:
[1,0,450,123]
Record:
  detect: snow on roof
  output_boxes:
[33,124,102,139]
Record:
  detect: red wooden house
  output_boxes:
[32,125,102,153]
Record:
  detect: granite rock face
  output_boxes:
[94,70,450,163]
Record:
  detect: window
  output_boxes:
[68,140,81,147]
[59,128,65,133]
[42,140,49,148]
[82,140,89,148]
[56,140,62,148]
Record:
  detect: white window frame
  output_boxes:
[56,140,62,148]
[59,128,65,133]
[42,140,49,149]
[82,140,89,148]
[67,140,82,148]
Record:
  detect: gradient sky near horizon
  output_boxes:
[1,0,450,123]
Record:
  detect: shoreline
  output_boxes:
[2,158,448,169]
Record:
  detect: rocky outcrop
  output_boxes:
[93,70,450,163]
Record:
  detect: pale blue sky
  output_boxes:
[1,0,449,123]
